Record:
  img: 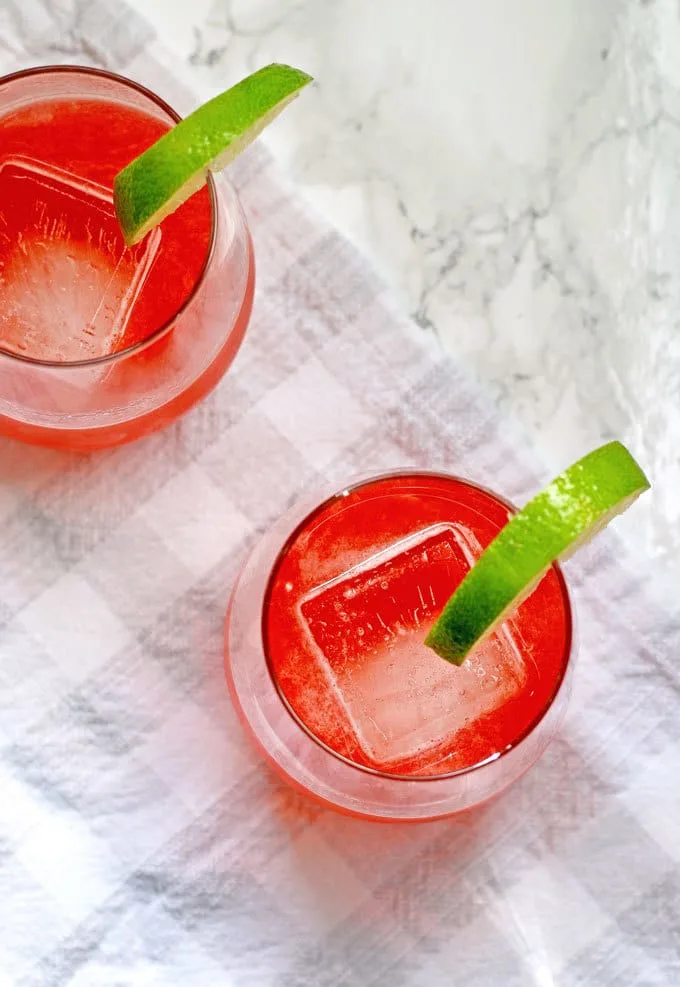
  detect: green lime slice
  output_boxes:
[425,441,650,665]
[114,63,313,245]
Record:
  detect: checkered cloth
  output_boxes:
[1,2,679,984]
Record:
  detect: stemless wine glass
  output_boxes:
[226,470,574,822]
[0,65,254,451]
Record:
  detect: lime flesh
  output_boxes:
[114,63,313,245]
[425,441,650,665]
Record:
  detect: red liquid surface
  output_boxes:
[0,97,212,358]
[265,474,571,777]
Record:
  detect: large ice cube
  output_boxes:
[0,156,160,360]
[300,524,527,767]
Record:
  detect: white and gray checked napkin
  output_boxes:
[1,2,679,985]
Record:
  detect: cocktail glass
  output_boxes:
[0,65,254,451]
[226,471,574,822]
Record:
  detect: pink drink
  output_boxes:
[0,67,254,451]
[226,472,573,821]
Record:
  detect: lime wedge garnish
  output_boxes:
[425,441,650,665]
[114,63,313,245]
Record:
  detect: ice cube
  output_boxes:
[300,524,527,767]
[0,156,160,361]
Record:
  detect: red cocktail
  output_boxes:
[226,472,573,821]
[0,66,254,450]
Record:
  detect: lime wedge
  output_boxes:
[114,63,313,245]
[425,441,650,665]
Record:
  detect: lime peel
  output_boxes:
[425,441,650,665]
[114,63,313,245]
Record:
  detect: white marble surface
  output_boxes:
[133,0,680,584]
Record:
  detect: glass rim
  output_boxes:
[261,468,575,784]
[0,63,217,369]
